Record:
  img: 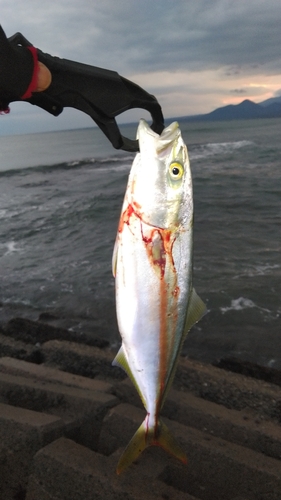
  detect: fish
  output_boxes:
[112,119,206,474]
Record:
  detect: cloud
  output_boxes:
[89,0,281,76]
[1,0,281,134]
[230,89,247,94]
[3,0,281,74]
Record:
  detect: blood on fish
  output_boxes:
[145,413,150,440]
[118,199,180,410]
[141,229,166,279]
[118,203,135,233]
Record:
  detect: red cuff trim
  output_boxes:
[0,106,10,115]
[21,46,39,100]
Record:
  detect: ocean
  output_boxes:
[0,118,280,368]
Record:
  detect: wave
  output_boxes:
[0,241,23,257]
[0,138,253,177]
[220,296,271,314]
[233,264,280,279]
[189,140,253,160]
[0,154,134,178]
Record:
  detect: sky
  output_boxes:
[1,0,281,135]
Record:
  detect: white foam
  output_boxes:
[67,161,80,166]
[190,140,253,160]
[1,241,22,257]
[99,155,133,164]
[233,264,280,279]
[94,164,131,174]
[220,296,272,314]
[268,359,276,368]
[3,297,31,306]
[220,297,256,313]
[0,209,7,219]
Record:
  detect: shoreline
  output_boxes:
[1,298,281,371]
[2,316,281,388]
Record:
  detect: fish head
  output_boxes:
[127,119,193,230]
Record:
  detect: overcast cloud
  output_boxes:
[1,0,281,135]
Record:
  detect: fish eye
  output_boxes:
[169,162,184,180]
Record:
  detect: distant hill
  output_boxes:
[177,97,281,123]
[258,95,281,107]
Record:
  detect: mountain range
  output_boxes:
[178,96,281,122]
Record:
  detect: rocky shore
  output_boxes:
[0,316,281,499]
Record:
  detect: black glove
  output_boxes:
[2,29,164,151]
[0,25,35,112]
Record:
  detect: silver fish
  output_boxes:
[112,119,206,473]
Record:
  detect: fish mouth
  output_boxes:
[156,121,180,154]
[137,119,180,155]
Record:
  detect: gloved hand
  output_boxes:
[1,26,164,151]
[0,25,51,112]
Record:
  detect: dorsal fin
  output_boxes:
[184,288,207,334]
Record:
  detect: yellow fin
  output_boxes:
[112,346,146,407]
[117,419,147,474]
[184,288,207,334]
[117,418,187,474]
[112,346,134,379]
[156,420,187,464]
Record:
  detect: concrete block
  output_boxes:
[0,402,64,442]
[0,372,117,450]
[0,356,113,393]
[0,332,35,361]
[26,437,197,500]
[114,378,281,460]
[42,339,124,381]
[3,317,109,348]
[0,403,64,500]
[99,400,143,456]
[99,403,281,500]
[1,337,281,499]
[167,387,281,461]
[175,357,281,421]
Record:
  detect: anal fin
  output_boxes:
[113,346,146,407]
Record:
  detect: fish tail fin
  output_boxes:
[116,418,147,474]
[116,417,187,474]
[156,420,187,464]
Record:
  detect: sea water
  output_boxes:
[0,118,280,367]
